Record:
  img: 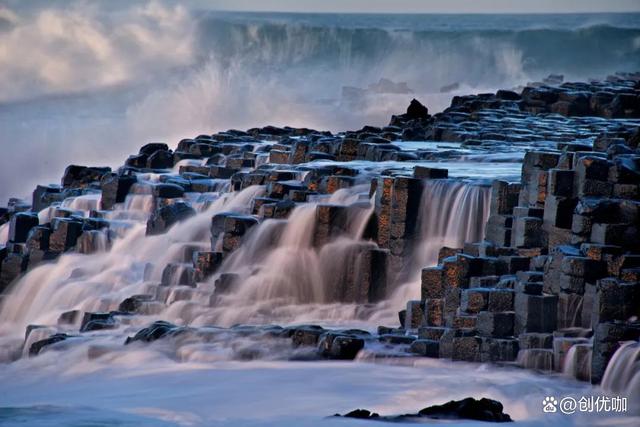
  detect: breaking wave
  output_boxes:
[0,3,639,205]
[195,17,640,91]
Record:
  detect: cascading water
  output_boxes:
[602,341,640,415]
[61,193,102,212]
[413,179,491,269]
[0,172,603,426]
[0,222,8,245]
[0,176,493,338]
[171,179,491,327]
[0,185,265,334]
[179,184,380,327]
[563,342,592,382]
[389,179,492,303]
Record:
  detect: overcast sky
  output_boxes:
[192,0,640,13]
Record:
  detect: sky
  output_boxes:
[191,0,640,13]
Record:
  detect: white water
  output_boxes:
[602,341,640,415]
[3,4,639,205]
[0,222,8,245]
[142,178,491,327]
[413,180,491,269]
[0,172,636,427]
[0,176,494,338]
[0,352,611,427]
[37,193,103,224]
[388,180,492,305]
[562,342,592,382]
[0,185,265,330]
[192,184,381,326]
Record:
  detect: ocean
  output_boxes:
[0,5,639,204]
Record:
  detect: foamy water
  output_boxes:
[0,349,630,427]
[1,4,639,203]
[1,174,636,426]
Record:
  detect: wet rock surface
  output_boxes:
[124,321,187,345]
[335,397,512,423]
[28,333,74,356]
[1,72,639,390]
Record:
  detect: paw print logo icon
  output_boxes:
[543,396,558,413]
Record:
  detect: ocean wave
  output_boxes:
[196,18,640,90]
[1,4,639,205]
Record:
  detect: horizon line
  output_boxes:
[197,7,640,15]
[203,9,640,16]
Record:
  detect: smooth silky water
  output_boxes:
[0,173,633,426]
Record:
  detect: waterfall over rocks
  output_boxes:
[0,175,493,334]
[0,66,639,426]
[0,185,266,330]
[413,180,491,271]
[602,341,640,415]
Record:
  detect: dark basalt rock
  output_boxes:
[413,166,448,179]
[287,325,326,347]
[406,98,429,120]
[118,295,153,314]
[58,310,81,325]
[79,312,117,332]
[161,263,196,287]
[0,208,10,227]
[125,320,186,345]
[29,333,72,356]
[25,226,51,251]
[146,202,196,236]
[147,149,174,169]
[409,339,440,357]
[0,252,29,292]
[125,153,148,168]
[335,397,512,423]
[153,183,185,199]
[100,173,136,210]
[9,212,39,243]
[317,332,365,360]
[340,409,379,419]
[139,142,169,156]
[210,212,259,253]
[49,218,84,252]
[61,165,111,189]
[418,397,512,422]
[32,184,63,212]
[496,90,521,101]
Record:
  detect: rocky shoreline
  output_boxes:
[0,72,639,392]
[335,397,513,423]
